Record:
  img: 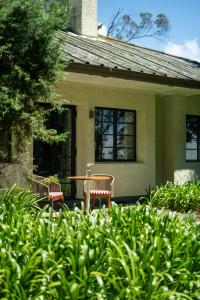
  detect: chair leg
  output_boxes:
[60,197,64,210]
[49,197,64,211]
[91,195,95,209]
[51,199,54,209]
[107,194,111,208]
[83,192,87,211]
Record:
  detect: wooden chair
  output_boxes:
[29,175,64,209]
[83,174,114,210]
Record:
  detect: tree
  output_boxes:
[0,0,69,164]
[100,9,170,43]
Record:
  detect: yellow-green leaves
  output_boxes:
[146,181,200,213]
[0,188,199,299]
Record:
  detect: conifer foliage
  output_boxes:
[0,0,69,160]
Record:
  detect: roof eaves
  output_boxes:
[67,62,200,90]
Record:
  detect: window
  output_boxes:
[186,115,200,161]
[0,128,11,162]
[95,107,136,162]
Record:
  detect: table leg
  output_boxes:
[86,180,90,214]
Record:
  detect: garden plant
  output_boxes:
[0,187,199,299]
[146,181,200,213]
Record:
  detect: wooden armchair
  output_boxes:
[83,174,114,210]
[30,175,64,209]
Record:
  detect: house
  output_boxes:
[1,0,200,200]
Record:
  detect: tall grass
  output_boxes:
[146,181,200,213]
[0,187,199,299]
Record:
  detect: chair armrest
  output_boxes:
[30,178,49,196]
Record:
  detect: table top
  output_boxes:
[68,176,112,181]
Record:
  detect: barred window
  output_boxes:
[186,115,200,161]
[95,107,136,162]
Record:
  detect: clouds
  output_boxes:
[98,23,107,36]
[164,39,200,62]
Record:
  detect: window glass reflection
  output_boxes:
[186,139,197,150]
[117,111,134,123]
[95,109,113,122]
[186,150,197,161]
[117,123,133,135]
[117,148,135,160]
[186,115,200,161]
[102,148,113,160]
[102,135,113,147]
[117,135,134,148]
[95,107,136,161]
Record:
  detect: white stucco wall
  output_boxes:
[57,80,156,197]
[174,94,200,175]
[2,71,199,197]
[156,93,200,184]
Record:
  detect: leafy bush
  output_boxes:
[42,175,60,186]
[0,188,199,299]
[146,181,200,213]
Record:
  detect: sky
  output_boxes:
[98,0,200,61]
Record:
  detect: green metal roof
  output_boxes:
[59,31,200,88]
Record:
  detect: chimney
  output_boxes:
[69,0,97,37]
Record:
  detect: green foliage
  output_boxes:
[0,188,199,299]
[42,174,60,185]
[146,181,200,213]
[0,0,69,158]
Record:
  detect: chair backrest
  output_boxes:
[32,174,45,183]
[84,174,114,196]
[30,174,61,195]
[29,175,49,196]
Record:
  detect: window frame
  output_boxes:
[186,114,200,162]
[95,107,136,162]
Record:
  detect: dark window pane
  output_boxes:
[117,135,134,148]
[117,111,134,123]
[102,148,113,160]
[95,147,102,161]
[95,109,101,121]
[186,139,197,150]
[95,121,113,137]
[103,123,113,135]
[96,130,113,149]
[96,122,113,135]
[95,136,102,150]
[102,110,113,122]
[186,116,198,143]
[186,115,200,161]
[117,148,135,160]
[186,150,197,161]
[102,135,113,147]
[117,123,133,135]
[95,108,113,122]
[95,107,136,161]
